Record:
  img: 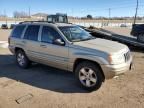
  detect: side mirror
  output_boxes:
[54,39,65,46]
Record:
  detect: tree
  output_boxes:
[87,15,93,19]
[13,11,28,18]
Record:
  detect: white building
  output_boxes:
[31,13,48,20]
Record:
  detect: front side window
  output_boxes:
[11,25,26,38]
[41,26,61,44]
[24,25,40,41]
[59,26,94,42]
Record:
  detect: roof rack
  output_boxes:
[19,21,55,24]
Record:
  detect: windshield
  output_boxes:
[59,26,95,42]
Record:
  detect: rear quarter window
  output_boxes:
[11,25,26,38]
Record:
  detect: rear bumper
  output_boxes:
[101,58,133,79]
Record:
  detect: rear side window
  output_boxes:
[24,25,40,41]
[11,25,25,38]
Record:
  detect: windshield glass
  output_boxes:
[59,26,95,42]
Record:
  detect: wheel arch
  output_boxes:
[73,58,105,80]
[15,47,25,54]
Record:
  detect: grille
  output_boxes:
[124,51,130,62]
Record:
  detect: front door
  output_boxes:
[39,26,69,70]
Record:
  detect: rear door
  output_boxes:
[22,25,41,61]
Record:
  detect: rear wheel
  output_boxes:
[16,50,30,69]
[137,34,144,43]
[75,61,104,91]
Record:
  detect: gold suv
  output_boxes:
[9,21,133,91]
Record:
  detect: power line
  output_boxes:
[79,5,144,13]
[78,1,144,12]
[89,1,144,10]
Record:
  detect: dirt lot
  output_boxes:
[0,29,11,41]
[0,29,144,108]
[103,27,132,36]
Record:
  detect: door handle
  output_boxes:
[40,44,47,48]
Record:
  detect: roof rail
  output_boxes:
[19,21,55,24]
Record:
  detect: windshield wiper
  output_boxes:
[80,37,95,41]
[72,39,82,42]
[72,36,95,42]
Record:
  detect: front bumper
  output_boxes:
[101,59,133,79]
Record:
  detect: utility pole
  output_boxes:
[134,0,139,24]
[109,8,111,19]
[108,8,111,26]
[29,6,31,18]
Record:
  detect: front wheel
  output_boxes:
[75,61,104,91]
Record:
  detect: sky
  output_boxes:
[0,0,144,17]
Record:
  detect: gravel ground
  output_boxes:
[0,29,11,41]
[103,27,132,36]
[0,29,144,108]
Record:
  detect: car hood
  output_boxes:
[73,38,128,55]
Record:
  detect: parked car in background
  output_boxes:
[10,24,16,29]
[9,21,133,91]
[1,24,8,29]
[120,24,127,27]
[131,24,144,43]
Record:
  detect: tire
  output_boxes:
[15,50,30,69]
[137,34,144,43]
[75,61,104,91]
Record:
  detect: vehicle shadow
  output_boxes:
[0,54,89,93]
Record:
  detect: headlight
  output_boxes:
[108,54,125,64]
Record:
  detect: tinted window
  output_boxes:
[11,25,25,38]
[24,25,40,41]
[41,26,61,43]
